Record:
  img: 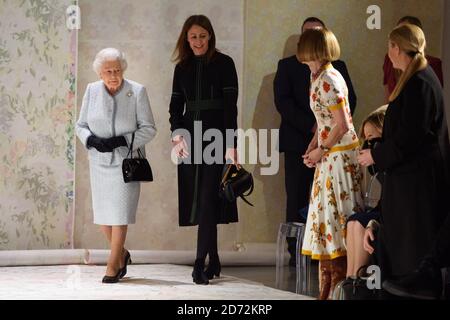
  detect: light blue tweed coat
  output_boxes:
[76,79,157,165]
[76,79,157,225]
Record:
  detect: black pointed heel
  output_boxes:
[102,268,121,283]
[192,258,209,285]
[119,250,131,279]
[205,255,221,280]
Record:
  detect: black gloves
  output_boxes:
[87,135,111,152]
[87,135,127,153]
[104,136,127,149]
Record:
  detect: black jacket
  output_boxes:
[273,56,357,153]
[169,52,237,137]
[371,66,450,276]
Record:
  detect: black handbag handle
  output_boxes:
[126,133,134,159]
[239,178,254,206]
[126,132,145,159]
[242,176,254,196]
[356,265,370,278]
[240,194,254,207]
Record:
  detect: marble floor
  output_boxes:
[0,264,316,300]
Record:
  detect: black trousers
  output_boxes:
[284,151,314,256]
[196,164,221,260]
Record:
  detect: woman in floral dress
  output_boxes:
[297,28,364,299]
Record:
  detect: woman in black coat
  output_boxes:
[169,15,239,285]
[358,24,450,280]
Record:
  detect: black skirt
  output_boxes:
[347,207,380,228]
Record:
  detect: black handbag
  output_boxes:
[122,133,153,183]
[219,164,254,206]
[332,266,379,300]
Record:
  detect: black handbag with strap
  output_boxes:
[122,133,153,183]
[332,265,379,300]
[219,164,254,206]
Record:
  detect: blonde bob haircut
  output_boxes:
[296,27,340,63]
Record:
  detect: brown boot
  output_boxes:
[328,256,347,300]
[318,259,332,300]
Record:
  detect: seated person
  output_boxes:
[346,106,386,278]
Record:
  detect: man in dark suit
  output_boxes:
[273,17,357,266]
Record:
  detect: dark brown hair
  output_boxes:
[172,15,217,65]
[397,16,422,29]
[301,17,325,32]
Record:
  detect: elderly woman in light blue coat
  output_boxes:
[76,48,156,283]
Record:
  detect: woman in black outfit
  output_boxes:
[358,24,450,281]
[169,15,239,285]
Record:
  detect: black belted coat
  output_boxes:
[169,51,239,226]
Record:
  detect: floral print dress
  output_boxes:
[301,63,364,260]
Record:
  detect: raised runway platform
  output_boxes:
[0,264,312,300]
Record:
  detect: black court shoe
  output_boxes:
[192,258,209,285]
[205,254,221,280]
[102,268,122,284]
[119,250,132,279]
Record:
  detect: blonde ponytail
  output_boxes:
[388,24,428,102]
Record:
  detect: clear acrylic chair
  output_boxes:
[275,222,311,295]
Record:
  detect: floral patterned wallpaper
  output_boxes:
[0,0,77,249]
